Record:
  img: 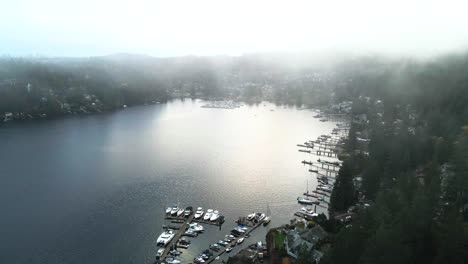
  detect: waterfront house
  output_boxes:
[284,225,328,260]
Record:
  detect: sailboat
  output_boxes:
[263,204,271,226]
[303,180,320,198]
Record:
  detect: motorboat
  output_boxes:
[254,213,266,222]
[226,234,236,240]
[176,208,184,217]
[157,229,175,246]
[170,249,182,256]
[194,257,205,263]
[165,207,172,214]
[246,213,256,221]
[188,223,204,233]
[237,237,244,244]
[237,225,248,231]
[165,257,181,264]
[194,207,204,219]
[297,197,315,205]
[156,248,164,260]
[184,206,193,217]
[210,210,220,222]
[209,244,220,251]
[183,230,198,237]
[203,209,213,221]
[170,205,179,216]
[263,216,271,226]
[177,237,191,249]
[218,240,228,246]
[226,246,233,252]
[231,229,243,237]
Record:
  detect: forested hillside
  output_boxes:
[323,52,468,264]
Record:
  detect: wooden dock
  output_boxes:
[204,219,265,264]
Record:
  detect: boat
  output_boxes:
[156,248,164,260]
[170,249,182,256]
[165,257,181,264]
[184,206,193,217]
[176,238,190,249]
[203,209,213,221]
[176,208,184,217]
[297,197,315,205]
[210,210,220,222]
[194,207,204,219]
[246,213,255,221]
[170,205,179,216]
[157,229,175,246]
[194,257,206,263]
[188,223,204,233]
[218,240,228,246]
[254,213,266,222]
[194,257,205,263]
[209,244,221,251]
[237,237,244,244]
[226,246,233,252]
[263,216,271,226]
[165,207,172,214]
[183,230,198,237]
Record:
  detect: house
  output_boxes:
[284,225,328,260]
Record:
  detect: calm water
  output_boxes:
[0,99,339,264]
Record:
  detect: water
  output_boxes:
[0,99,339,264]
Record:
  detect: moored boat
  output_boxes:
[203,209,213,221]
[194,207,204,219]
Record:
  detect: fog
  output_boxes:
[1,0,468,57]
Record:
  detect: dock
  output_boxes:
[204,219,265,264]
[157,213,195,262]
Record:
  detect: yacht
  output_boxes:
[157,229,175,246]
[188,223,204,233]
[176,208,184,217]
[156,248,165,260]
[165,207,172,214]
[165,257,181,264]
[184,206,193,217]
[254,213,266,222]
[203,209,213,221]
[170,205,179,216]
[246,213,256,221]
[194,207,204,219]
[210,210,220,222]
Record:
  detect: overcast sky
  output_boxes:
[2,0,468,57]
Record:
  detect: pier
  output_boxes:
[157,213,195,262]
[204,219,265,264]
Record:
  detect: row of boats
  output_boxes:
[165,206,222,222]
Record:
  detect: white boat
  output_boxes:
[188,223,204,233]
[194,207,204,219]
[237,237,244,244]
[165,257,181,264]
[203,209,213,221]
[263,216,271,226]
[170,206,179,216]
[156,248,164,259]
[297,197,315,205]
[165,207,172,214]
[176,208,184,217]
[246,213,256,221]
[255,213,266,222]
[210,210,220,222]
[157,229,175,246]
[226,246,233,252]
